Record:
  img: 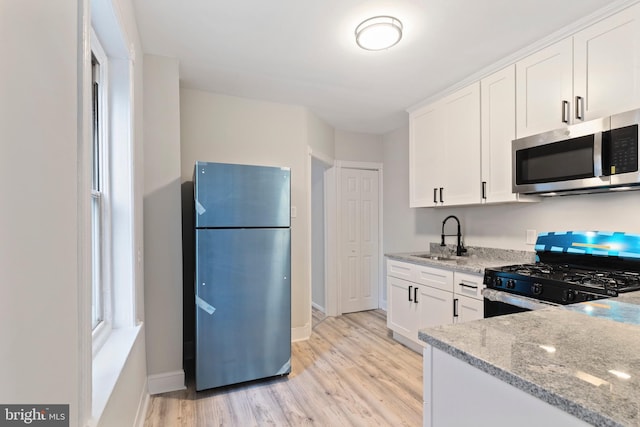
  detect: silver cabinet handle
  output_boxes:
[562,100,569,124]
[575,96,584,120]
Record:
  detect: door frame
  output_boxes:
[306,153,385,329]
[334,160,384,315]
[307,148,335,331]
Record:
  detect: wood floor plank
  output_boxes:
[144,310,422,426]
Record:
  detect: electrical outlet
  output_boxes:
[526,229,537,245]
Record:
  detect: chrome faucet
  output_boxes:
[441,215,466,256]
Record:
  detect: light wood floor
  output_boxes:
[144,310,423,426]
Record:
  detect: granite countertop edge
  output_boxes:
[419,330,623,427]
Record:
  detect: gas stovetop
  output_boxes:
[484,231,640,305]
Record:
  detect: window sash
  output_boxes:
[91,32,110,342]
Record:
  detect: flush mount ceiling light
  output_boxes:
[355,16,403,51]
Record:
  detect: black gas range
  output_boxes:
[483,231,640,309]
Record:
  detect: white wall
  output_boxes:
[335,130,384,162]
[179,89,312,336]
[307,111,335,160]
[143,55,184,387]
[383,124,640,254]
[383,126,435,253]
[0,2,80,424]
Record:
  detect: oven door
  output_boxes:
[484,298,530,318]
[482,288,558,318]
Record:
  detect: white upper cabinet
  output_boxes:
[409,3,640,207]
[409,82,481,207]
[441,83,482,206]
[574,3,640,121]
[410,104,444,207]
[516,38,573,138]
[517,4,640,138]
[481,65,538,204]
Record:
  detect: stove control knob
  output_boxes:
[532,283,543,296]
[563,290,576,302]
[494,277,503,287]
[506,279,516,289]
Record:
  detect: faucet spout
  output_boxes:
[441,215,466,256]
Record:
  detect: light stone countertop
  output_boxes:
[386,243,535,275]
[419,293,640,426]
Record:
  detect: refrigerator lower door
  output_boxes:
[195,228,291,391]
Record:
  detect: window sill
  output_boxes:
[91,323,142,425]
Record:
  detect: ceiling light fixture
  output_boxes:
[355,16,403,51]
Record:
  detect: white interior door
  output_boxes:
[340,167,379,313]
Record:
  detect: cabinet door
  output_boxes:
[387,276,418,339]
[454,294,484,324]
[481,66,519,203]
[418,285,454,329]
[574,3,640,121]
[516,38,573,137]
[410,104,444,207]
[441,82,481,206]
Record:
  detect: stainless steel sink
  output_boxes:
[412,254,456,261]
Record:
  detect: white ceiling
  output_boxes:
[132,0,617,135]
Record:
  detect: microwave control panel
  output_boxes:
[603,124,638,175]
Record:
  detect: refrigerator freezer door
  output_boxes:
[195,228,291,391]
[194,162,290,228]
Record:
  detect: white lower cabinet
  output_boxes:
[418,285,454,330]
[423,345,589,427]
[453,271,485,324]
[387,276,419,339]
[387,259,485,347]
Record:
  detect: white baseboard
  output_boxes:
[134,380,150,427]
[147,370,186,395]
[392,331,424,354]
[291,323,311,342]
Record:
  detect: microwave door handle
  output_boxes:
[594,131,603,177]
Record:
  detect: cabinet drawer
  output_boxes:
[454,272,485,300]
[414,264,453,292]
[387,259,415,281]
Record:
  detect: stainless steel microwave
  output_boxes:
[512,108,640,195]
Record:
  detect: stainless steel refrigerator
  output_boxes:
[193,161,291,391]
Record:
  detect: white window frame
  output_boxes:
[91,29,113,356]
